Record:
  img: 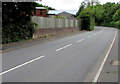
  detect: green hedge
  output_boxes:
[101,21,120,29]
[81,16,95,31]
[2,2,37,44]
[81,16,90,30]
[90,16,95,31]
[2,21,37,44]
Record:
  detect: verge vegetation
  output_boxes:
[76,1,120,29]
[2,2,55,44]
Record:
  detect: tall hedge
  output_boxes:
[78,6,95,31]
[2,2,37,44]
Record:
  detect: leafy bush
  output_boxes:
[115,21,120,29]
[101,21,120,29]
[78,6,95,31]
[90,16,95,31]
[81,16,90,30]
[2,21,37,44]
[2,2,37,44]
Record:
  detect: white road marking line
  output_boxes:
[87,36,92,38]
[0,55,45,76]
[100,30,103,33]
[88,32,92,34]
[77,38,85,43]
[93,33,98,36]
[97,31,102,34]
[93,31,117,82]
[56,44,72,52]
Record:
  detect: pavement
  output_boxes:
[1,26,119,82]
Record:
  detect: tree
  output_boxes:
[99,2,120,28]
[77,1,120,29]
[76,0,100,30]
[34,2,55,13]
[82,0,100,6]
[93,5,104,25]
[76,2,85,17]
[78,6,95,30]
[113,9,120,21]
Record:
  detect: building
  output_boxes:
[57,11,75,19]
[34,7,47,17]
[48,10,77,19]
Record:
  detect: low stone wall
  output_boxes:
[33,27,80,39]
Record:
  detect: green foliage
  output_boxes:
[77,1,120,29]
[81,16,90,30]
[78,6,95,18]
[34,2,55,12]
[103,3,120,22]
[77,5,95,31]
[97,2,120,28]
[2,2,37,44]
[76,2,85,17]
[115,21,120,29]
[90,16,95,31]
[2,22,37,44]
[109,21,120,29]
[93,5,104,25]
[113,9,120,21]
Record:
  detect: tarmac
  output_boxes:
[97,29,119,82]
[1,29,119,83]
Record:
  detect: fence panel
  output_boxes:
[32,16,80,29]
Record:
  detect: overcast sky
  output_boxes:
[37,0,119,10]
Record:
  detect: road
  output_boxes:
[1,26,118,82]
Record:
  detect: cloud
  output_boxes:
[62,0,76,3]
[39,0,118,10]
[40,0,82,10]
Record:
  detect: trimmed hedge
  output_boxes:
[2,21,37,44]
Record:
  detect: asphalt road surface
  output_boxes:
[1,26,118,82]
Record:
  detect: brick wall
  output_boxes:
[33,27,79,39]
[34,9,47,17]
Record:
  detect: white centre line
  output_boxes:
[87,36,93,38]
[56,44,72,52]
[77,38,85,43]
[0,55,45,76]
[99,31,103,34]
[93,33,98,36]
[93,31,117,82]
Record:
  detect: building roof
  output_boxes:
[48,10,77,15]
[57,11,74,15]
[36,7,46,9]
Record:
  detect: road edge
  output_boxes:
[93,30,117,82]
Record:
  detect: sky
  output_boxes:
[37,0,119,10]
